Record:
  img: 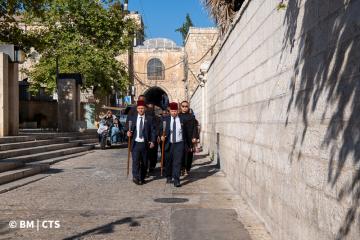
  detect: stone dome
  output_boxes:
[140,38,180,49]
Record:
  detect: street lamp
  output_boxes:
[0,44,26,64]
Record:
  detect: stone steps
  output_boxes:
[70,138,99,145]
[0,146,94,187]
[0,136,36,144]
[0,150,94,191]
[4,145,94,164]
[31,150,93,166]
[0,174,49,194]
[0,142,81,159]
[0,132,97,187]
[0,160,25,173]
[0,164,50,185]
[0,138,68,151]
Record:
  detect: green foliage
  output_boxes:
[0,0,49,51]
[175,13,193,45]
[1,0,137,95]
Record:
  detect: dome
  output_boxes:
[142,38,179,49]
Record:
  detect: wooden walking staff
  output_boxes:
[127,121,132,177]
[161,121,166,176]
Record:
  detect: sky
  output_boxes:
[128,0,215,46]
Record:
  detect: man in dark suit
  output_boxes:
[179,101,198,175]
[146,104,161,173]
[126,100,156,185]
[160,102,192,187]
[125,95,146,125]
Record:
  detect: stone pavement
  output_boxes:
[0,146,271,240]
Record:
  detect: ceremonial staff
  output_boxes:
[161,121,166,176]
[127,121,132,177]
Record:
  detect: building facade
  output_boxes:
[126,27,219,108]
[131,38,185,107]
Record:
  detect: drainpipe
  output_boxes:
[183,51,189,101]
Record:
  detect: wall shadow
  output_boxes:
[63,216,141,240]
[283,0,360,238]
[181,165,219,187]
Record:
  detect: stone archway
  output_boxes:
[143,86,169,110]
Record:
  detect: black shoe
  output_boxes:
[140,179,145,185]
[174,180,181,187]
[133,178,140,185]
[166,178,173,184]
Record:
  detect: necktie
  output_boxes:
[139,117,143,139]
[172,117,176,143]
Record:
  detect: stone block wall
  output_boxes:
[191,0,360,239]
[133,48,185,102]
[185,27,219,98]
[19,101,58,129]
[0,52,19,136]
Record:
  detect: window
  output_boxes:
[147,58,165,80]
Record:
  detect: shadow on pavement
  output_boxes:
[63,217,141,240]
[180,165,219,187]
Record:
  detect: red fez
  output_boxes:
[169,102,178,110]
[137,100,145,107]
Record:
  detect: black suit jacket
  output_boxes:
[160,115,192,151]
[126,114,156,150]
[179,112,198,140]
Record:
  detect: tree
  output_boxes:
[202,0,244,34]
[1,0,137,95]
[175,13,193,44]
[0,0,49,51]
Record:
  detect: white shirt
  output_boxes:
[135,114,145,142]
[170,116,183,143]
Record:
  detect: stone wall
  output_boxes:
[0,52,19,136]
[133,47,185,101]
[184,27,219,98]
[19,101,58,129]
[190,0,360,239]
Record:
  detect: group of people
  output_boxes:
[97,110,126,144]
[125,95,200,187]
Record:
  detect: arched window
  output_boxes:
[147,58,164,80]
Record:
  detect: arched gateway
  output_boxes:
[143,87,169,110]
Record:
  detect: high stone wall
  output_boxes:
[190,0,360,239]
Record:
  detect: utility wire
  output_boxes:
[132,35,219,75]
[188,35,219,65]
[133,59,185,75]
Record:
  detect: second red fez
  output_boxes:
[169,102,178,110]
[137,100,145,107]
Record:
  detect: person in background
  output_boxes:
[104,110,119,144]
[146,103,159,173]
[178,101,198,175]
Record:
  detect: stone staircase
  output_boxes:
[0,131,98,190]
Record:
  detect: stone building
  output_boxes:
[126,27,219,108]
[131,38,185,107]
[184,27,219,98]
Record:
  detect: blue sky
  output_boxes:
[128,0,215,46]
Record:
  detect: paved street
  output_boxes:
[0,146,270,240]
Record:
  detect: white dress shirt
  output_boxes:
[170,116,183,143]
[135,114,145,142]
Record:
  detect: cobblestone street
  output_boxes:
[0,146,270,240]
